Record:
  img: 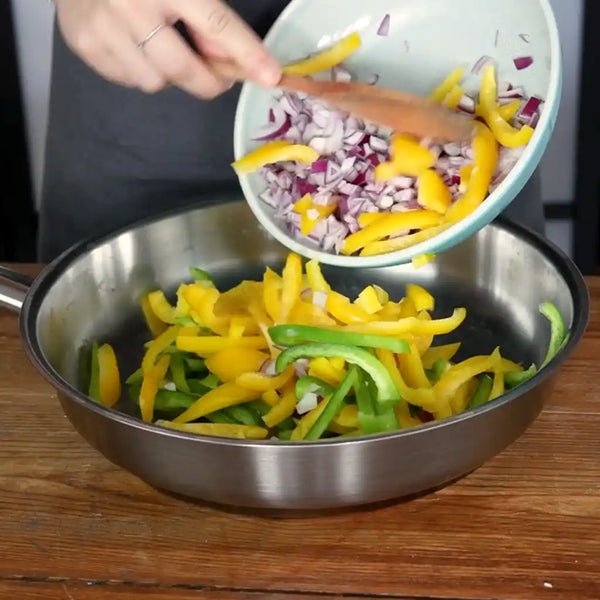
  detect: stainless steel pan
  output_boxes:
[0,198,589,512]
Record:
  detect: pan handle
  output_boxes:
[0,266,33,314]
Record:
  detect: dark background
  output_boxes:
[1,1,598,271]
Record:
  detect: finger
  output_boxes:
[176,0,281,87]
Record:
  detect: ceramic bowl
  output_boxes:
[233,0,562,268]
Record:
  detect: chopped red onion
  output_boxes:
[513,56,534,70]
[297,392,318,415]
[518,33,531,43]
[472,55,494,75]
[260,360,277,376]
[457,94,476,114]
[312,291,328,309]
[377,14,390,36]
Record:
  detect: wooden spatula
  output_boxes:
[214,60,475,142]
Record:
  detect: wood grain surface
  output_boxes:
[0,265,598,600]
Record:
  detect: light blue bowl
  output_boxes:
[233,0,562,268]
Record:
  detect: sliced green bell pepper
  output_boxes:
[169,352,190,393]
[295,375,335,400]
[467,374,493,409]
[504,364,537,389]
[539,301,568,367]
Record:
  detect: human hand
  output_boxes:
[54,0,282,98]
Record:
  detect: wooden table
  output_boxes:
[1,265,598,600]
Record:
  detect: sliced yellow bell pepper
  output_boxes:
[412,254,436,268]
[262,389,280,407]
[204,347,269,382]
[417,169,452,214]
[305,259,331,293]
[291,398,329,440]
[375,135,436,180]
[174,285,192,318]
[430,66,465,103]
[279,252,303,324]
[176,335,268,357]
[342,307,466,336]
[374,348,410,417]
[413,311,434,356]
[354,285,384,314]
[293,194,337,235]
[236,365,295,392]
[398,414,425,428]
[490,366,505,401]
[97,343,121,408]
[398,297,417,318]
[308,357,346,387]
[332,404,359,429]
[498,100,521,121]
[443,84,464,109]
[142,325,180,373]
[262,380,298,428]
[228,316,246,338]
[357,212,388,228]
[421,342,462,368]
[247,297,279,359]
[140,294,167,337]
[147,290,178,324]
[434,347,501,405]
[445,120,498,223]
[479,63,534,148]
[182,285,228,335]
[450,378,478,414]
[396,340,431,389]
[458,164,474,192]
[498,358,523,373]
[214,280,263,317]
[157,420,268,439]
[174,382,259,423]
[342,210,442,255]
[231,141,320,174]
[289,300,337,328]
[283,32,361,76]
[406,284,434,312]
[326,291,375,324]
[377,301,403,320]
[139,354,170,422]
[263,267,282,323]
[359,224,449,256]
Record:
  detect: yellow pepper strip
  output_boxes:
[328,422,352,435]
[450,378,478,414]
[374,348,410,417]
[412,254,436,269]
[326,291,375,324]
[372,285,389,305]
[417,169,452,214]
[398,297,417,318]
[182,285,228,335]
[475,100,521,122]
[174,285,192,318]
[140,294,168,337]
[97,343,121,408]
[291,398,329,440]
[479,63,534,148]
[329,358,345,371]
[204,347,269,382]
[228,316,246,338]
[357,212,388,228]
[354,285,384,314]
[421,342,462,369]
[236,365,295,393]
[294,195,337,235]
[147,290,178,324]
[139,354,170,422]
[458,164,474,193]
[396,340,431,389]
[398,414,424,428]
[174,382,259,423]
[289,300,337,327]
[248,298,279,359]
[413,311,434,356]
[359,224,449,256]
[434,347,501,405]
[490,366,505,401]
[308,358,346,387]
[262,380,298,427]
[283,32,361,76]
[430,66,465,103]
[279,252,303,324]
[377,301,403,320]
[499,358,523,373]
[157,420,268,440]
[332,404,359,429]
[445,121,498,223]
[443,84,464,109]
[406,284,434,312]
[305,259,331,293]
[214,281,263,315]
[141,325,180,373]
[176,335,268,357]
[342,210,442,255]
[263,268,282,323]
[342,307,466,336]
[262,389,280,407]
[231,140,320,174]
[375,135,436,180]
[293,193,313,214]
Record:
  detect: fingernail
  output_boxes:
[254,58,282,87]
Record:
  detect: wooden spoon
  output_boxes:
[213,60,475,142]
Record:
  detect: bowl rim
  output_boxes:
[20,199,590,449]
[233,0,563,268]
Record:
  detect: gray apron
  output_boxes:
[38,1,544,262]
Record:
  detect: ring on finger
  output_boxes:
[137,23,167,51]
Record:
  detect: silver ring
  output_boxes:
[137,24,166,50]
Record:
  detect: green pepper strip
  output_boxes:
[432,358,451,382]
[295,376,335,399]
[269,324,410,354]
[88,342,101,402]
[198,373,220,389]
[169,352,190,393]
[205,410,238,424]
[125,367,144,386]
[277,416,297,430]
[190,267,216,287]
[539,301,567,367]
[275,343,400,406]
[468,374,493,409]
[223,404,263,426]
[184,356,206,372]
[154,389,197,411]
[187,379,213,395]
[353,369,399,434]
[504,364,537,389]
[278,429,293,441]
[304,366,358,441]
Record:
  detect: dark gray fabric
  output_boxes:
[38,0,544,261]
